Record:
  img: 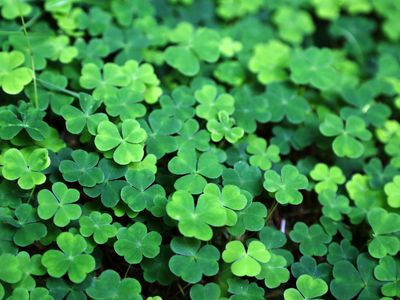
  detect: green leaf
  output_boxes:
[79,211,117,244]
[384,175,400,208]
[0,51,33,94]
[374,256,400,298]
[289,222,332,256]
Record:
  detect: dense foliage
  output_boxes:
[0,0,400,299]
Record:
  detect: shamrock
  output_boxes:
[83,158,127,208]
[95,119,147,165]
[246,135,280,171]
[169,237,220,283]
[168,146,223,194]
[2,148,50,190]
[207,111,244,143]
[140,109,182,158]
[11,204,47,247]
[290,222,332,256]
[166,190,226,240]
[0,253,23,283]
[214,61,245,86]
[13,251,46,290]
[310,163,345,193]
[195,85,235,120]
[227,278,265,300]
[248,40,290,84]
[0,104,49,141]
[384,175,400,208]
[327,239,359,264]
[86,270,142,300]
[190,283,222,300]
[59,150,104,188]
[284,274,328,300]
[79,212,117,244]
[318,191,351,221]
[374,256,400,298]
[265,84,310,124]
[79,63,129,100]
[104,88,146,121]
[364,158,398,189]
[165,23,220,76]
[61,93,107,135]
[222,240,271,277]
[160,86,196,121]
[121,169,166,212]
[0,51,33,94]
[273,7,315,44]
[289,47,339,90]
[223,161,263,196]
[263,165,309,205]
[76,7,112,36]
[291,256,332,282]
[37,182,81,227]
[141,245,175,286]
[7,287,54,300]
[331,253,381,300]
[319,114,372,158]
[367,208,400,258]
[114,222,162,264]
[41,232,95,283]
[176,119,210,151]
[228,201,268,236]
[199,183,247,226]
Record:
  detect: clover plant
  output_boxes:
[0,1,399,299]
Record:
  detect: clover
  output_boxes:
[374,256,400,298]
[2,148,50,190]
[160,86,196,121]
[222,240,271,277]
[9,204,47,247]
[310,163,345,193]
[246,135,280,171]
[199,183,247,226]
[384,175,400,208]
[86,270,142,300]
[37,182,81,227]
[61,93,107,135]
[206,111,244,143]
[223,161,263,196]
[114,222,162,264]
[0,51,33,95]
[290,222,332,256]
[169,237,220,283]
[367,208,400,258]
[121,169,166,212]
[164,22,220,76]
[291,256,332,282]
[265,83,310,124]
[319,114,372,159]
[248,40,290,84]
[59,150,104,187]
[318,190,351,221]
[190,283,221,300]
[95,119,147,165]
[79,212,117,244]
[263,165,309,205]
[104,88,146,121]
[176,119,210,151]
[168,146,223,194]
[228,201,267,237]
[195,84,235,121]
[166,190,226,240]
[289,47,339,90]
[227,278,265,300]
[41,232,95,283]
[284,274,328,300]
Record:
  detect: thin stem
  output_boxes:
[266,200,278,224]
[124,264,131,278]
[37,78,80,98]
[18,1,38,109]
[27,187,35,204]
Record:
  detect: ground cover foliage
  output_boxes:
[0,0,400,299]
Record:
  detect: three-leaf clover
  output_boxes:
[0,51,33,94]
[86,270,142,300]
[374,256,400,298]
[195,85,234,120]
[384,175,400,208]
[310,163,345,193]
[79,212,117,244]
[38,182,81,227]
[95,119,147,165]
[114,222,162,264]
[319,114,372,158]
[169,237,220,283]
[318,190,351,221]
[2,148,50,190]
[290,222,332,256]
[367,208,400,258]
[222,240,271,277]
[166,190,226,240]
[164,23,220,76]
[246,135,280,171]
[284,274,328,300]
[41,232,95,283]
[168,146,223,194]
[59,150,104,187]
[207,111,244,143]
[263,165,308,205]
